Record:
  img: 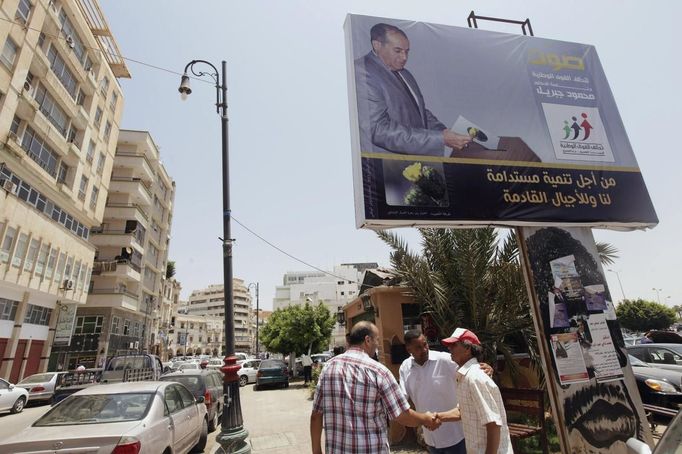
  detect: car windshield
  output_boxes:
[19,373,55,384]
[664,345,682,356]
[106,356,151,371]
[34,393,153,426]
[160,376,202,394]
[179,363,198,370]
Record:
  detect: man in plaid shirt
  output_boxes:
[310,321,440,453]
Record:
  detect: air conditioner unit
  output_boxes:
[22,80,32,94]
[2,179,17,194]
[63,279,74,290]
[65,35,75,49]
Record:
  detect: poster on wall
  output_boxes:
[53,302,77,346]
[344,14,658,229]
[520,226,652,452]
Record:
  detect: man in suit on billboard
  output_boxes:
[354,23,472,156]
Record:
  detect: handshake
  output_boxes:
[422,412,443,431]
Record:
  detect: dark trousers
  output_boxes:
[303,365,312,383]
[427,439,466,454]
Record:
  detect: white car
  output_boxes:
[16,372,67,403]
[0,381,208,454]
[0,378,29,414]
[238,359,261,386]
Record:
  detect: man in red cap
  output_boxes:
[436,328,513,454]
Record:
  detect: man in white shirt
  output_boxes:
[399,330,466,453]
[301,353,313,384]
[437,328,513,454]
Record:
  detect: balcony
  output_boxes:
[15,91,39,122]
[109,177,152,206]
[103,203,149,223]
[87,287,139,311]
[42,68,80,119]
[115,152,155,183]
[92,259,141,282]
[90,228,143,252]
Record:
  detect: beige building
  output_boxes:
[169,312,224,357]
[187,280,253,353]
[0,0,128,381]
[153,275,181,360]
[50,129,175,369]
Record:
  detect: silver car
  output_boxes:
[16,372,66,403]
[0,378,29,414]
[238,359,261,386]
[0,381,208,454]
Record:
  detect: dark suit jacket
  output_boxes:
[354,52,446,155]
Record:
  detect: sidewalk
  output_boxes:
[207,379,425,453]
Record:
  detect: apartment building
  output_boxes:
[153,275,181,360]
[0,0,128,381]
[273,263,377,347]
[169,312,224,357]
[187,279,252,353]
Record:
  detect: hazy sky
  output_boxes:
[100,1,681,310]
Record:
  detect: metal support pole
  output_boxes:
[255,283,259,356]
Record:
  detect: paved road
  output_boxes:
[0,402,51,440]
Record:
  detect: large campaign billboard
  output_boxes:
[344,14,658,229]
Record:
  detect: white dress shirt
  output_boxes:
[399,350,464,449]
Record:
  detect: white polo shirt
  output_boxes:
[399,350,464,449]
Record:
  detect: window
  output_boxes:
[36,244,50,276]
[10,115,20,135]
[78,175,88,201]
[94,107,102,127]
[99,77,109,97]
[34,85,69,136]
[74,315,103,334]
[0,226,16,263]
[76,89,85,106]
[133,322,140,337]
[64,255,73,278]
[1,38,18,69]
[72,260,81,284]
[45,247,57,279]
[111,316,120,334]
[55,252,66,282]
[46,45,77,99]
[0,298,19,321]
[103,121,112,142]
[110,91,118,111]
[15,0,32,25]
[24,304,52,326]
[57,162,69,184]
[20,126,59,177]
[58,8,89,68]
[123,319,130,335]
[86,140,95,163]
[96,152,105,174]
[24,238,39,271]
[12,233,28,267]
[90,186,98,209]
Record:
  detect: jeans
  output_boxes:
[427,439,466,454]
[303,365,312,383]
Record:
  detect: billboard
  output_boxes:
[53,302,77,346]
[344,14,658,229]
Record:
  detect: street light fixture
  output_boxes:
[652,288,662,304]
[178,60,249,453]
[607,269,627,301]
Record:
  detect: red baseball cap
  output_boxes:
[441,328,481,346]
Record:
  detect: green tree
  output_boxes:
[596,242,619,266]
[616,299,676,331]
[672,305,682,321]
[260,302,335,356]
[166,260,176,279]
[378,228,535,368]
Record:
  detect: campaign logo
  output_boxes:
[542,103,614,163]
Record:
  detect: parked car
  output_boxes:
[0,381,207,454]
[235,352,253,364]
[629,355,682,409]
[311,353,332,364]
[627,408,682,453]
[160,369,224,432]
[16,372,66,403]
[255,359,289,390]
[206,358,225,372]
[0,378,29,414]
[627,344,682,371]
[239,359,261,386]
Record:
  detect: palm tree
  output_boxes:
[596,242,619,266]
[377,228,536,370]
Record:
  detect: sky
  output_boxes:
[99,1,681,311]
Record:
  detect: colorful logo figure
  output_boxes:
[562,113,593,141]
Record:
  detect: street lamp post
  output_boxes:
[607,269,627,301]
[248,283,259,356]
[653,288,662,304]
[178,60,249,453]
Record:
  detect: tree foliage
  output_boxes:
[616,299,676,332]
[166,260,176,279]
[259,303,335,356]
[377,228,536,368]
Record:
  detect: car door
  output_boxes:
[0,379,13,411]
[175,384,202,449]
[164,384,192,453]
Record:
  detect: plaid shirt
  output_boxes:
[312,347,409,453]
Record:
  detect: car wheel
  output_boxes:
[284,381,289,388]
[239,375,248,387]
[208,409,219,432]
[254,384,259,391]
[190,418,208,453]
[10,396,26,414]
